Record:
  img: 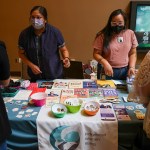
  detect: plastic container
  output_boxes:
[31,92,47,107]
[51,103,67,118]
[64,98,82,113]
[84,101,99,116]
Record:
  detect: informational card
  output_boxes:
[61,89,74,96]
[46,97,60,107]
[102,89,118,99]
[39,81,54,89]
[89,88,103,98]
[60,95,77,104]
[113,104,131,121]
[45,89,61,97]
[68,80,83,89]
[99,103,116,121]
[52,81,69,89]
[74,88,89,98]
[83,81,98,88]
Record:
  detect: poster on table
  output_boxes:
[36,106,118,150]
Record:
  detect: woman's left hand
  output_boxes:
[128,67,135,77]
[63,57,70,68]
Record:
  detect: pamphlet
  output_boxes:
[46,97,60,106]
[74,88,89,98]
[113,104,131,120]
[89,88,103,98]
[83,81,98,88]
[45,89,61,97]
[60,95,77,104]
[102,88,118,99]
[61,89,74,96]
[99,103,116,121]
[68,80,83,89]
[52,81,69,89]
[39,81,54,89]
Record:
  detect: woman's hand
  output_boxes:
[63,57,70,68]
[103,60,113,77]
[128,67,135,77]
[30,64,42,75]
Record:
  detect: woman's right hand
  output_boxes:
[30,64,42,75]
[103,60,113,77]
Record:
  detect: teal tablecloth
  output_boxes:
[6,100,40,150]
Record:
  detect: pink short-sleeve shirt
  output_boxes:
[93,29,138,68]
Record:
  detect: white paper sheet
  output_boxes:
[13,90,32,100]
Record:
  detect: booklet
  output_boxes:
[89,88,103,98]
[52,81,69,89]
[46,97,60,107]
[74,88,89,98]
[39,81,54,89]
[45,89,61,97]
[102,88,118,100]
[61,89,74,96]
[60,95,77,104]
[68,80,83,89]
[113,104,131,121]
[83,81,98,88]
[99,103,116,121]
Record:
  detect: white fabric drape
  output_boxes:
[36,105,118,150]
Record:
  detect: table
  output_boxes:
[5,83,145,150]
[117,89,145,150]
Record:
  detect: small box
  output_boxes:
[0,88,18,97]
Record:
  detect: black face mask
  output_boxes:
[111,25,124,34]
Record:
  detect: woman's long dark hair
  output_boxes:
[96,9,127,49]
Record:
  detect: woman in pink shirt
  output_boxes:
[93,9,138,80]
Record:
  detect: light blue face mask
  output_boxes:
[31,18,45,29]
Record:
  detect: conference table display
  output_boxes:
[3,79,146,150]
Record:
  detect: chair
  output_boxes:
[63,61,84,79]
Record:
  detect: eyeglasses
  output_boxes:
[111,21,124,26]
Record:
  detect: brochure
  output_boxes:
[52,81,69,89]
[61,89,74,96]
[68,80,83,89]
[74,88,89,98]
[45,89,61,97]
[113,104,131,121]
[99,103,116,121]
[102,88,118,99]
[83,81,98,88]
[39,81,54,89]
[60,95,77,104]
[89,88,103,98]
